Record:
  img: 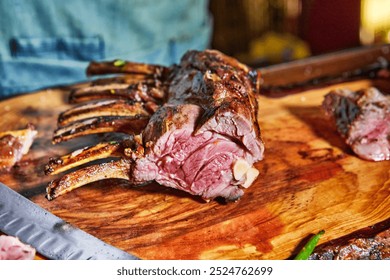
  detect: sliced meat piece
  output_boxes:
[0,124,37,171]
[322,87,390,161]
[0,235,36,260]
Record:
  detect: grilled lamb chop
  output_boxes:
[322,87,390,161]
[0,124,37,171]
[46,50,265,201]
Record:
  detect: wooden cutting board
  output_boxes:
[0,79,389,260]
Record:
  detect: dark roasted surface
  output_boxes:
[322,87,390,161]
[310,219,390,260]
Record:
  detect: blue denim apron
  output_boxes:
[0,0,211,97]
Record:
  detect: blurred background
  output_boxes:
[209,0,390,66]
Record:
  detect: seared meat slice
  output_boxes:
[310,225,390,260]
[46,49,265,201]
[0,235,36,260]
[0,124,37,171]
[322,87,390,161]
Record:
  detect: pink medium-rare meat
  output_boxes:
[322,87,390,161]
[0,235,36,260]
[46,49,265,201]
[131,51,264,200]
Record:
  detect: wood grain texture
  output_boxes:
[0,80,389,260]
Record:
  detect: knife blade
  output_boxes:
[0,182,139,260]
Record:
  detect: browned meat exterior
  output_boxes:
[129,50,264,200]
[0,124,37,171]
[46,49,265,201]
[322,87,390,161]
[310,226,390,260]
[0,235,36,260]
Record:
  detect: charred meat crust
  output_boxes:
[322,87,390,161]
[310,219,390,260]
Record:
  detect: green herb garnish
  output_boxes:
[294,230,325,260]
[113,59,126,67]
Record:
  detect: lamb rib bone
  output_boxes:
[52,115,149,144]
[58,99,151,127]
[69,80,166,104]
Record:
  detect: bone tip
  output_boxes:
[51,136,62,145]
[45,182,57,201]
[45,157,64,175]
[57,114,66,125]
[233,158,251,180]
[242,167,260,188]
[68,91,79,104]
[44,164,54,175]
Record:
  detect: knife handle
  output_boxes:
[258,44,390,96]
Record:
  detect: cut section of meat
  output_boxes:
[322,87,390,161]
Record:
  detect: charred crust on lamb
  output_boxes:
[322,87,390,161]
[45,49,265,201]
